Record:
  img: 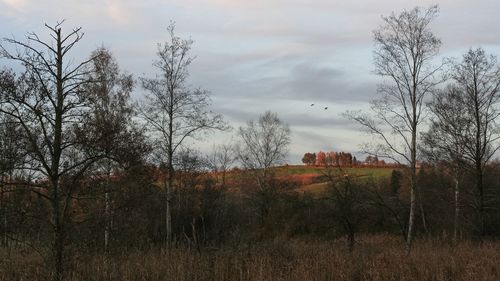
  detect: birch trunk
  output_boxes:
[453,173,460,243]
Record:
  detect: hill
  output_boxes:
[221,165,396,196]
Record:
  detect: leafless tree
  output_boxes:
[0,22,101,280]
[422,85,469,242]
[432,48,500,237]
[345,5,443,252]
[236,111,291,226]
[140,23,227,247]
[207,143,235,188]
[0,111,26,247]
[237,111,290,176]
[82,47,147,252]
[329,175,371,252]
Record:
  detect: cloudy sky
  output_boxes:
[1,0,500,163]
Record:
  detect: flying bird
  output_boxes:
[310,103,314,106]
[324,107,328,110]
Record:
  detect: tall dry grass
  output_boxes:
[1,235,499,281]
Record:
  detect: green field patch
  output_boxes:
[279,165,395,179]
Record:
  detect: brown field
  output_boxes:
[222,165,395,195]
[278,165,395,195]
[2,235,499,281]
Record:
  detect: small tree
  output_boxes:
[316,151,326,166]
[236,111,291,227]
[0,111,25,247]
[237,111,290,175]
[82,47,148,252]
[140,23,227,247]
[207,143,235,188]
[328,175,370,252]
[301,152,316,166]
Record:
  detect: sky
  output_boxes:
[1,0,500,163]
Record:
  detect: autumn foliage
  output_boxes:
[302,151,354,166]
[301,151,398,167]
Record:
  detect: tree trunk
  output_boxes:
[52,27,65,281]
[453,174,460,243]
[348,231,355,253]
[416,183,429,235]
[0,178,6,247]
[52,180,64,281]
[221,170,226,188]
[191,217,200,253]
[166,87,174,248]
[345,219,355,253]
[54,227,64,281]
[165,161,173,248]
[166,184,171,247]
[406,170,416,254]
[104,190,110,252]
[476,164,485,237]
[2,204,6,248]
[406,110,417,254]
[104,163,112,253]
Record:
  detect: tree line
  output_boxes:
[302,151,403,167]
[302,151,354,166]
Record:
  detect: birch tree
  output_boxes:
[345,5,443,252]
[422,85,469,242]
[435,48,500,237]
[83,47,146,252]
[236,111,291,226]
[140,23,226,247]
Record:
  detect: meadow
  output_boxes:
[2,235,499,281]
[275,165,395,194]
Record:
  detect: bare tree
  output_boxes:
[422,85,469,242]
[433,48,500,237]
[329,175,371,252]
[82,47,147,252]
[345,5,443,252]
[0,110,26,247]
[140,23,227,247]
[0,22,101,280]
[237,111,290,171]
[207,143,235,188]
[236,111,291,226]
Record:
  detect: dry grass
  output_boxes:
[297,182,330,195]
[1,235,499,281]
[283,166,394,179]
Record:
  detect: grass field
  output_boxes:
[223,165,396,195]
[273,165,395,195]
[3,235,499,281]
[280,165,395,179]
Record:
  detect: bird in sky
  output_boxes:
[324,107,328,110]
[310,103,314,106]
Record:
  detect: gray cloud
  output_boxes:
[284,113,354,129]
[2,0,500,164]
[203,59,377,104]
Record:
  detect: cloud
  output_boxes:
[106,0,130,25]
[284,113,354,129]
[2,0,25,10]
[2,0,500,164]
[220,59,377,104]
